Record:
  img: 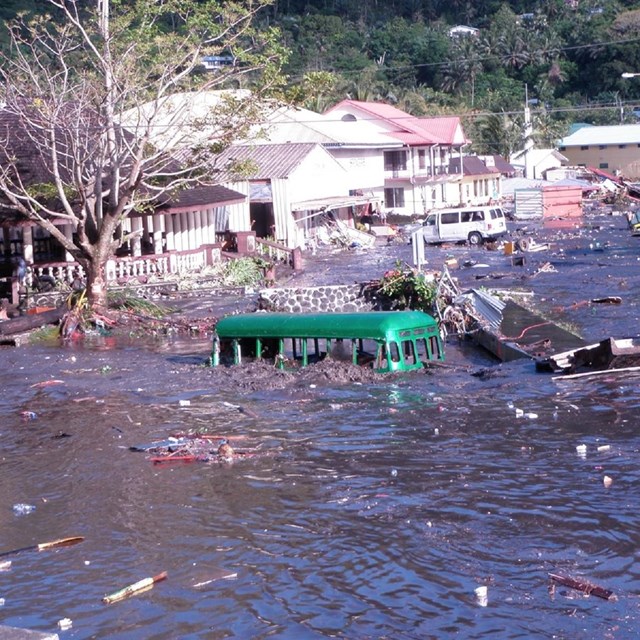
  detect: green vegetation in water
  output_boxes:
[221,256,271,287]
[28,325,61,344]
[108,290,168,318]
[374,262,437,314]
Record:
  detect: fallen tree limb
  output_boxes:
[548,573,615,600]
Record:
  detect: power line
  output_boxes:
[287,34,640,80]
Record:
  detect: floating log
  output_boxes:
[103,571,168,604]
[0,536,84,558]
[548,572,615,600]
[0,307,64,335]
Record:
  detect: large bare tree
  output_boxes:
[0,0,286,310]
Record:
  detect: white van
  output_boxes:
[422,205,507,246]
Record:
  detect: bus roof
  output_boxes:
[215,311,438,341]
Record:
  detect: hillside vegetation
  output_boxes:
[4,0,640,154]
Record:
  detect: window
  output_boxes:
[388,341,401,363]
[428,335,441,359]
[424,215,436,226]
[416,338,428,362]
[599,145,606,150]
[402,340,416,365]
[418,150,427,170]
[559,146,566,151]
[461,211,473,223]
[441,212,459,224]
[599,162,609,169]
[619,144,627,149]
[384,150,407,172]
[384,187,405,208]
[472,210,484,222]
[580,146,589,150]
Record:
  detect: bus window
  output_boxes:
[416,338,428,362]
[388,341,401,363]
[428,335,442,359]
[376,343,387,369]
[402,340,416,365]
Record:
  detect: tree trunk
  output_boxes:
[85,258,109,312]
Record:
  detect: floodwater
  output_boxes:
[2,214,640,639]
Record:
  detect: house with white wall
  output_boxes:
[323,100,493,215]
[511,148,568,180]
[216,142,373,248]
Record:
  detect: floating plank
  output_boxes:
[548,572,615,600]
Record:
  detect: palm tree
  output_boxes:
[472,111,524,160]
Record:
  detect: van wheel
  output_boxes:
[468,232,483,246]
[516,238,530,252]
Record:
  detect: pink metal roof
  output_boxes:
[416,117,468,145]
[326,100,450,146]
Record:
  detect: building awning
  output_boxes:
[291,195,378,213]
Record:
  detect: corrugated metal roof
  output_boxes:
[559,124,640,146]
[214,143,321,180]
[416,117,468,145]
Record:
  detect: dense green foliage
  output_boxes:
[5,1,640,153]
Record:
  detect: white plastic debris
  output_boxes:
[57,618,73,630]
[0,561,11,572]
[0,598,5,606]
[12,503,35,515]
[603,475,613,488]
[178,399,191,407]
[515,408,524,418]
[597,444,611,452]
[575,444,587,458]
[475,585,488,607]
[524,412,538,419]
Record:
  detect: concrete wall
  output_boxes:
[258,284,379,313]
[561,144,640,179]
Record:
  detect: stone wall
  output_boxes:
[257,283,381,313]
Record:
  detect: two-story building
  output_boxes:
[558,124,640,179]
[324,100,501,215]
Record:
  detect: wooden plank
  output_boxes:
[0,308,64,335]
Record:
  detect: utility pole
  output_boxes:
[523,84,534,179]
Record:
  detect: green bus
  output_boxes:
[211,311,444,373]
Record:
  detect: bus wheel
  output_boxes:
[468,231,483,246]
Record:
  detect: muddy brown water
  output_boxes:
[2,214,640,638]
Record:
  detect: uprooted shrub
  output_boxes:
[372,263,437,313]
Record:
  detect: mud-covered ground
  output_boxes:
[155,209,640,391]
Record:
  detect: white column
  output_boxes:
[63,224,74,261]
[22,226,33,264]
[187,211,196,250]
[174,214,183,251]
[131,217,143,257]
[165,214,175,251]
